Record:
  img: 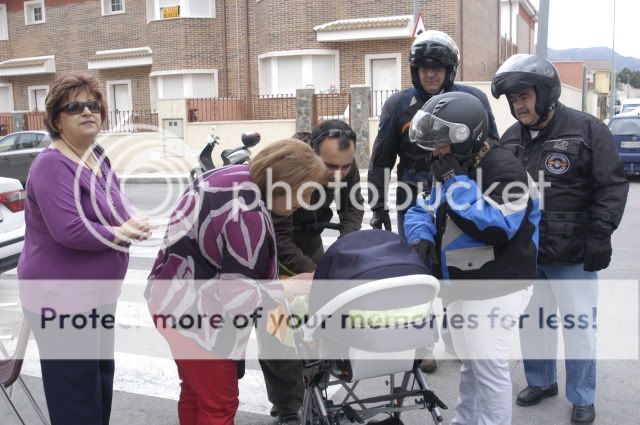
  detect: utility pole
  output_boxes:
[610,0,617,118]
[536,0,550,58]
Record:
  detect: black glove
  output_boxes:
[431,154,464,182]
[583,228,613,272]
[412,240,437,268]
[370,210,392,231]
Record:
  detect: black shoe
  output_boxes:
[571,404,595,424]
[277,414,301,425]
[515,383,558,406]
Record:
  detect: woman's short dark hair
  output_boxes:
[44,73,108,139]
[310,119,357,152]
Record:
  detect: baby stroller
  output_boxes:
[288,229,447,425]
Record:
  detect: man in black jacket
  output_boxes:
[260,119,364,425]
[492,54,629,424]
[367,30,499,239]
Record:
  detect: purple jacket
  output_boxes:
[146,165,283,355]
[18,147,131,313]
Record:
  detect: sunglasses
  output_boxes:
[311,128,357,148]
[59,100,101,115]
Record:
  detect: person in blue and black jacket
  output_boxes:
[404,91,541,425]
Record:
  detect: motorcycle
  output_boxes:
[190,126,261,181]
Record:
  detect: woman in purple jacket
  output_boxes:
[146,139,327,425]
[17,73,151,425]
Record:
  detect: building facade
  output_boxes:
[0,0,537,118]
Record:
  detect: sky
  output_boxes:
[542,0,640,58]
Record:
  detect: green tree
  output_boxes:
[617,68,640,89]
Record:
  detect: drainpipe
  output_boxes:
[245,0,252,100]
[221,0,228,96]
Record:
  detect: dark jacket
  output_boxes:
[368,84,499,212]
[404,146,541,302]
[499,104,629,264]
[273,161,364,274]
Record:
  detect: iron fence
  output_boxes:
[102,110,159,132]
[313,92,351,126]
[371,90,400,117]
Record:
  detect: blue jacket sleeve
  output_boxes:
[404,193,437,245]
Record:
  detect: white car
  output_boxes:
[0,176,25,272]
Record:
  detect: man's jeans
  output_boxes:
[520,263,598,406]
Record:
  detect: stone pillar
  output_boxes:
[350,85,371,169]
[12,112,27,132]
[295,88,315,134]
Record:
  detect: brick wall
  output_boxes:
[0,0,503,116]
[0,0,153,110]
[461,0,500,81]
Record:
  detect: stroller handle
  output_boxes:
[301,274,440,342]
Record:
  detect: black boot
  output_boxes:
[515,383,558,406]
[571,404,595,424]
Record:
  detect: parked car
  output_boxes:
[620,98,640,114]
[0,131,51,185]
[608,110,640,175]
[0,176,25,272]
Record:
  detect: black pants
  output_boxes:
[25,304,116,425]
[259,358,304,417]
[257,309,304,417]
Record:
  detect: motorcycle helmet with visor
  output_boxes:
[409,92,488,162]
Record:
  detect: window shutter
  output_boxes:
[162,75,184,99]
[192,74,215,98]
[277,56,303,96]
[312,55,334,93]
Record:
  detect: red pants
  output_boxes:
[155,320,239,425]
[175,358,239,425]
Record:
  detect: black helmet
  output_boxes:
[491,54,561,124]
[409,92,488,162]
[410,30,460,92]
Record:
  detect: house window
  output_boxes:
[0,4,8,40]
[28,86,49,112]
[162,75,184,99]
[151,71,218,100]
[111,0,124,12]
[259,51,339,96]
[102,0,125,15]
[24,0,46,25]
[0,84,13,112]
[151,0,215,21]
